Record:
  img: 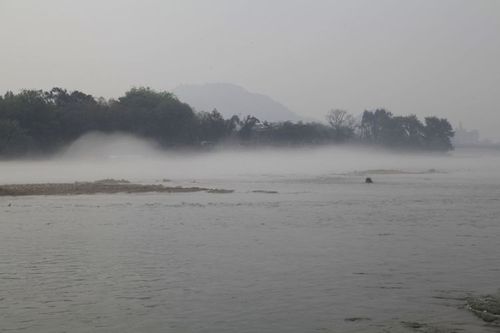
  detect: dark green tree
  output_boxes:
[0,119,33,155]
[238,115,260,141]
[112,87,198,146]
[423,117,454,151]
[197,109,235,142]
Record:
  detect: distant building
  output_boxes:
[453,123,494,147]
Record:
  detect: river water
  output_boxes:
[1,147,500,332]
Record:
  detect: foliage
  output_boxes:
[258,121,333,145]
[0,87,455,157]
[360,109,454,150]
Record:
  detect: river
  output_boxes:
[1,146,499,332]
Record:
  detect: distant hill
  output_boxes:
[173,83,303,122]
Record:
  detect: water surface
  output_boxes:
[1,148,500,332]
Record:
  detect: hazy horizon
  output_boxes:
[1,132,499,185]
[1,0,499,141]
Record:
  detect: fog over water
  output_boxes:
[2,136,500,332]
[1,133,499,184]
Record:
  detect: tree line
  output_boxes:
[0,87,454,157]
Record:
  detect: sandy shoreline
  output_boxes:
[0,179,233,196]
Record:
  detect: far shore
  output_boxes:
[0,179,233,196]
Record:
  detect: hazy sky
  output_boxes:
[1,0,499,140]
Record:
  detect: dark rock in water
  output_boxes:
[401,320,458,332]
[207,189,234,194]
[252,190,279,194]
[344,317,371,322]
[467,294,500,323]
[401,321,426,329]
[365,177,373,184]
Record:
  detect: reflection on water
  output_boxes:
[1,153,500,332]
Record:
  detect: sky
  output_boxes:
[1,0,499,140]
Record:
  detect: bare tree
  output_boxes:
[326,109,355,130]
[326,109,357,141]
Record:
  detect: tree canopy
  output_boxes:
[0,87,455,157]
[360,109,454,151]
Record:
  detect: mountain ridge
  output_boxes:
[173,83,303,122]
